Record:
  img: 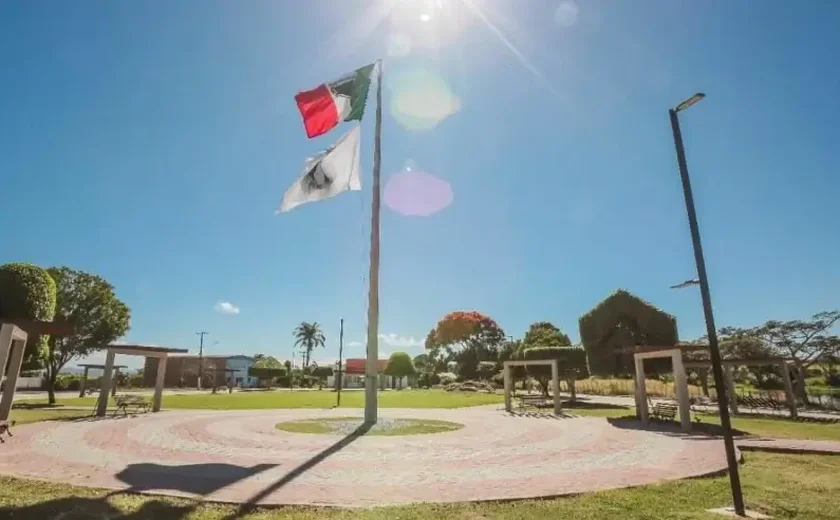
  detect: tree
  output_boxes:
[522,346,589,400]
[252,354,283,369]
[412,353,430,372]
[293,322,326,369]
[721,311,840,402]
[522,321,572,348]
[477,361,498,381]
[0,263,57,370]
[384,352,416,388]
[426,311,505,380]
[42,267,130,404]
[248,366,285,389]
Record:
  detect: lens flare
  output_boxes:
[388,66,461,131]
[385,167,453,217]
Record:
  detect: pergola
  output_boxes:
[502,359,561,415]
[683,357,797,418]
[77,363,128,398]
[96,343,187,417]
[204,367,237,393]
[632,345,800,433]
[0,319,73,422]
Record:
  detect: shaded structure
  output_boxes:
[0,319,73,421]
[77,363,127,398]
[502,359,561,414]
[631,345,799,429]
[204,366,237,393]
[634,347,691,432]
[96,344,187,417]
[684,357,798,418]
[579,290,678,376]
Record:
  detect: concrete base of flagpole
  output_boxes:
[364,375,378,424]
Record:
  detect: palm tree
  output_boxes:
[293,322,326,369]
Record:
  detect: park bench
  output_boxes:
[0,420,12,442]
[114,394,151,416]
[737,394,783,413]
[517,394,552,411]
[650,401,678,422]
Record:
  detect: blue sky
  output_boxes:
[2,1,838,370]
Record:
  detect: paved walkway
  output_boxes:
[0,406,733,507]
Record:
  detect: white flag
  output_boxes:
[277,126,362,213]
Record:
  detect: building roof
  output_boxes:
[167,354,233,359]
[343,358,389,374]
[107,344,189,354]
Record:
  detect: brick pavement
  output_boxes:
[0,406,734,507]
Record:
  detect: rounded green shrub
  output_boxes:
[0,263,57,366]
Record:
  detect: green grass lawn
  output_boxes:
[0,452,837,519]
[9,407,92,425]
[275,417,463,436]
[43,389,504,410]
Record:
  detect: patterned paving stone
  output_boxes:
[0,406,734,507]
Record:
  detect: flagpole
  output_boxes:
[364,59,383,424]
[337,317,344,407]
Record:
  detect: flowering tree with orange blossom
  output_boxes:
[426,311,506,380]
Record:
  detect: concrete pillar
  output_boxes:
[96,350,115,417]
[634,356,648,424]
[153,356,167,412]
[0,336,27,421]
[780,361,798,418]
[0,324,14,380]
[724,365,738,414]
[551,360,560,415]
[111,368,121,397]
[672,352,692,432]
[503,364,512,412]
[793,360,808,403]
[79,366,90,398]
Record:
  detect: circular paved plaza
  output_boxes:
[0,406,733,507]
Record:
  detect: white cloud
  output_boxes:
[347,341,364,347]
[214,301,240,315]
[378,333,423,348]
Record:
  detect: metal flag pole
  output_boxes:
[364,59,383,425]
[337,317,344,407]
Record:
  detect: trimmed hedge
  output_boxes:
[578,289,678,376]
[0,263,57,366]
[522,346,590,377]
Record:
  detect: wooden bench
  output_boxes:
[114,394,151,415]
[517,394,552,411]
[650,401,678,422]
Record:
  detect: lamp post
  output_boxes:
[669,93,745,516]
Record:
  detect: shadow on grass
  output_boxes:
[11,402,68,410]
[561,400,630,411]
[224,422,372,519]
[606,416,749,438]
[0,495,194,519]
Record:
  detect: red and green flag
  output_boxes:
[294,63,375,139]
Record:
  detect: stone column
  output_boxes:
[634,355,648,424]
[551,360,560,415]
[111,368,121,397]
[79,366,90,398]
[724,365,738,414]
[0,324,14,381]
[672,352,692,432]
[780,361,797,418]
[96,350,116,417]
[153,356,167,412]
[0,335,27,421]
[503,364,512,412]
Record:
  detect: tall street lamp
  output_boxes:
[669,93,746,517]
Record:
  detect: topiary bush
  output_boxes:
[476,361,498,381]
[0,263,57,368]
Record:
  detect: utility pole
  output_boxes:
[337,318,344,407]
[669,93,745,516]
[196,331,209,391]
